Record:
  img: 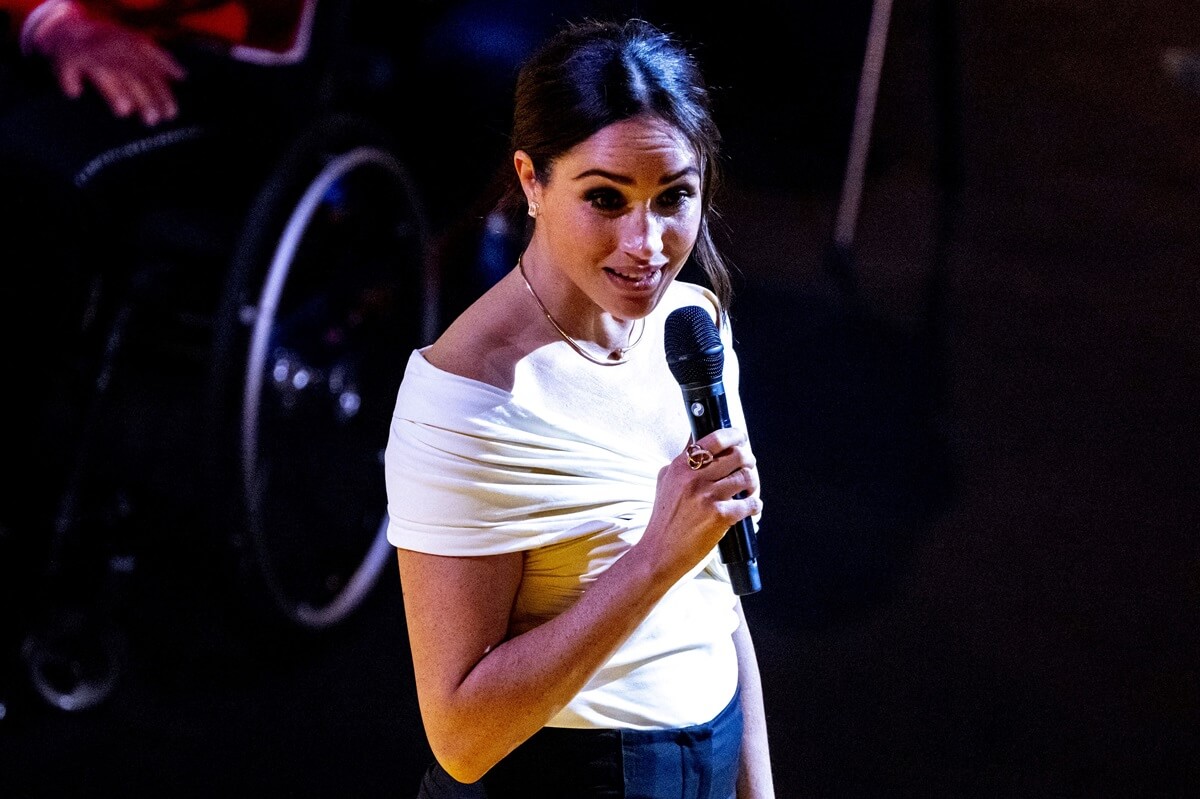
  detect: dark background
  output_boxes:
[3,0,1199,796]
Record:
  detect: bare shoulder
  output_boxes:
[424,271,528,390]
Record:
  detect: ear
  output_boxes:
[514,150,540,207]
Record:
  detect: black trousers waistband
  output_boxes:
[418,690,743,799]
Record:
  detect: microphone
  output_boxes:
[664,305,761,596]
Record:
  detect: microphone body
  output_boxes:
[665,306,761,596]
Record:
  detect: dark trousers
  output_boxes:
[417,690,743,799]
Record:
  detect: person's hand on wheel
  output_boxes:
[28,1,187,126]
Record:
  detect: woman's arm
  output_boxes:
[734,601,775,798]
[398,543,671,783]
[397,425,761,784]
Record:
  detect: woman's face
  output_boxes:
[526,115,703,322]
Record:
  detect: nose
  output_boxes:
[620,207,664,259]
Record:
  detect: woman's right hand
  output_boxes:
[641,427,762,578]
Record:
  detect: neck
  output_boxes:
[517,255,644,365]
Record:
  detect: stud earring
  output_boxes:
[527,202,539,218]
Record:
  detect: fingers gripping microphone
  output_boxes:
[664,306,761,596]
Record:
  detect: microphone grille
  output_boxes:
[664,305,724,386]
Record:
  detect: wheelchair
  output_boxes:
[1,10,440,716]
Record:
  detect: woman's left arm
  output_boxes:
[734,601,775,799]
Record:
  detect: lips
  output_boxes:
[604,267,662,291]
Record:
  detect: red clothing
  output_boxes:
[0,0,310,55]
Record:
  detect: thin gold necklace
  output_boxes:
[518,254,645,366]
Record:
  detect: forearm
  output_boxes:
[734,603,775,799]
[17,0,78,54]
[409,541,685,783]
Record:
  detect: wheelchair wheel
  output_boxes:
[210,114,435,631]
[21,606,124,713]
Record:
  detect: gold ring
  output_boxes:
[686,443,714,471]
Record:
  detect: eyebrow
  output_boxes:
[572,166,699,184]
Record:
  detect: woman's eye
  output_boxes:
[657,187,695,210]
[586,188,625,211]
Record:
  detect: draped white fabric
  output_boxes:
[384,350,665,555]
[383,284,751,728]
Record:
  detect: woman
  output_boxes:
[384,17,774,798]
